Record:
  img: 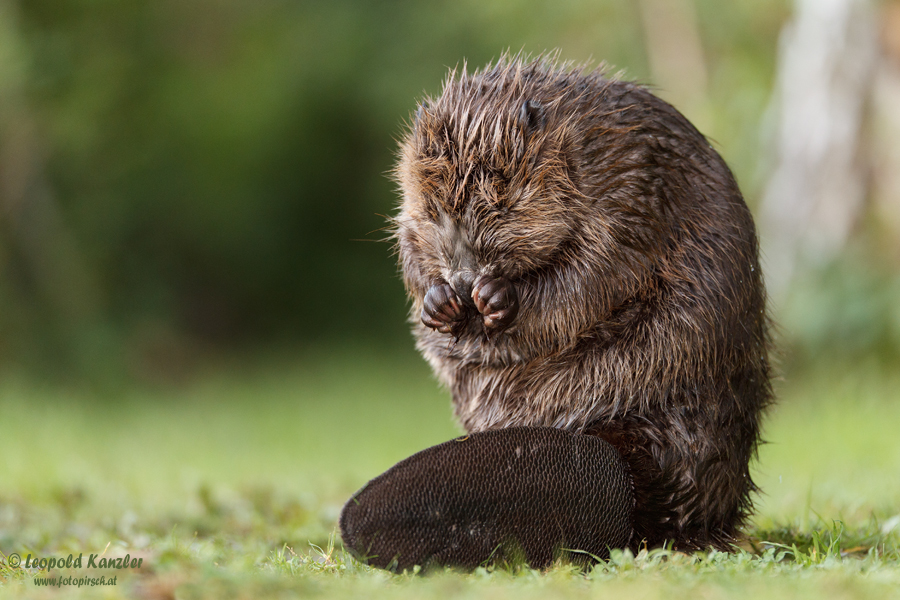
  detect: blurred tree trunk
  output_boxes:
[759,0,878,305]
[870,1,900,256]
[0,0,102,365]
[638,0,711,133]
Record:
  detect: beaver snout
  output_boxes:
[448,270,477,303]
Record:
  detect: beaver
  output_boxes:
[341,55,772,570]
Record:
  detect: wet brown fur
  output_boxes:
[392,54,773,551]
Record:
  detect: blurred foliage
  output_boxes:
[778,242,900,370]
[14,0,899,384]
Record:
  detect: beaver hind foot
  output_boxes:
[339,427,634,572]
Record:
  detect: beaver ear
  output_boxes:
[413,102,442,158]
[415,100,430,125]
[519,99,546,135]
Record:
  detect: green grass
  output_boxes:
[1,345,899,598]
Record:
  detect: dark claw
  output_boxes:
[472,275,519,330]
[422,282,466,333]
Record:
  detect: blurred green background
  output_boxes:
[0,0,898,380]
[0,0,811,383]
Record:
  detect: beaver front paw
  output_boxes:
[473,275,519,330]
[422,282,466,334]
